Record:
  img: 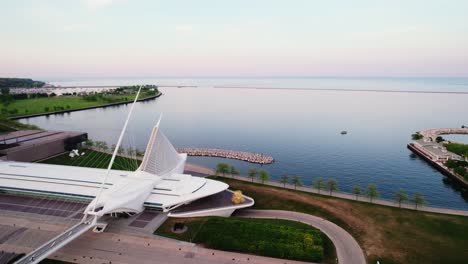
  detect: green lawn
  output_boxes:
[445,142,468,158]
[156,217,335,263]
[213,177,468,264]
[1,91,157,118]
[0,116,39,132]
[39,150,141,171]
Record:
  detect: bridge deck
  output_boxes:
[14,218,95,264]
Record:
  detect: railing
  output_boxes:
[14,217,96,264]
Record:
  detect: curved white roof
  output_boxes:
[0,161,228,213]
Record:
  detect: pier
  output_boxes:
[177,148,274,164]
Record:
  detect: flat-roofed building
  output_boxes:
[0,130,87,162]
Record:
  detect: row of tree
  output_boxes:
[215,163,427,209]
[83,139,144,156]
[0,78,45,88]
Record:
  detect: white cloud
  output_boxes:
[82,0,114,11]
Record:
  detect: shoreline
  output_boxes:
[9,92,162,120]
[407,143,468,187]
[218,174,468,216]
[214,86,468,94]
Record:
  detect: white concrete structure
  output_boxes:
[0,121,229,214]
[168,190,255,218]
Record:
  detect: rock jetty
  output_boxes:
[177,148,274,164]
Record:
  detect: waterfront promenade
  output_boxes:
[177,148,274,164]
[220,174,468,216]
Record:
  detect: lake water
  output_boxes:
[21,77,468,210]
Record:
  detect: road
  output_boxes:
[236,210,366,264]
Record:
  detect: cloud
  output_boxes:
[82,0,114,11]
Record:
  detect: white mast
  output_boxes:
[88,85,143,217]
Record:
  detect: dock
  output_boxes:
[408,142,468,187]
[177,148,274,164]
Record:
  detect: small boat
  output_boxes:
[340,131,348,135]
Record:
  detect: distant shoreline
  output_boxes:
[11,92,162,120]
[214,86,468,94]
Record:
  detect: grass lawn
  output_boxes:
[1,91,157,118]
[39,150,141,171]
[156,217,336,263]
[0,116,39,132]
[213,177,468,264]
[445,142,468,158]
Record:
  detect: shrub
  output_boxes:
[454,166,467,178]
[193,218,325,262]
[231,190,245,204]
[412,133,423,140]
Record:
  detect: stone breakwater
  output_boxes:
[419,128,468,141]
[177,148,274,165]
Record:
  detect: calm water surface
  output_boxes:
[22,78,468,209]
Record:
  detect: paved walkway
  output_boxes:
[224,175,468,216]
[0,214,312,264]
[236,210,366,264]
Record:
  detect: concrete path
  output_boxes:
[0,214,313,264]
[236,210,366,264]
[224,175,468,216]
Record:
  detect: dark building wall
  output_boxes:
[6,140,66,162]
[1,131,88,162]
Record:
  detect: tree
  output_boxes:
[394,189,408,208]
[411,133,423,140]
[127,147,136,156]
[84,139,94,148]
[117,146,125,155]
[1,87,10,95]
[230,165,239,177]
[280,173,289,187]
[313,177,325,194]
[411,192,427,209]
[95,141,104,150]
[258,170,270,184]
[101,142,108,152]
[351,186,362,200]
[247,168,257,182]
[291,175,303,190]
[366,184,379,203]
[435,136,444,143]
[326,179,338,196]
[216,162,230,176]
[454,166,467,177]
